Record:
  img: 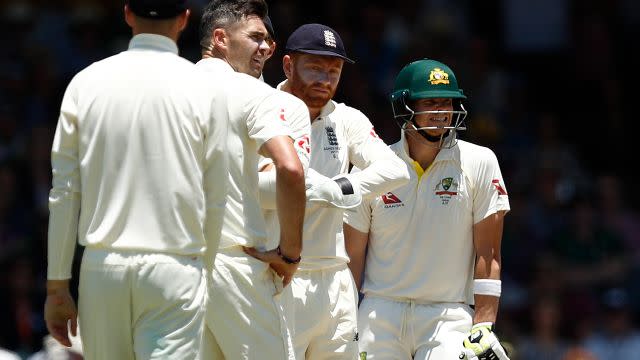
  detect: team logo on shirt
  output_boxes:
[492,179,507,195]
[435,177,458,205]
[325,126,339,146]
[381,192,404,208]
[324,126,341,159]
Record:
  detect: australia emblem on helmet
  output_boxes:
[429,68,450,85]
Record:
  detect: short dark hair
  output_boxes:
[199,0,268,49]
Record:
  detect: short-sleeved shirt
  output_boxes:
[195,58,310,250]
[344,134,510,303]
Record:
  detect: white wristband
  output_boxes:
[473,279,501,297]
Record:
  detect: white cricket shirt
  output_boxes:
[48,34,228,279]
[195,59,309,250]
[264,81,410,270]
[344,134,510,303]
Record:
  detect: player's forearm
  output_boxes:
[344,223,369,291]
[275,156,305,257]
[47,279,71,294]
[351,156,409,198]
[473,294,500,324]
[473,256,502,324]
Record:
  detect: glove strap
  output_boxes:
[334,177,354,195]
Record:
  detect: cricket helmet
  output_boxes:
[390,59,467,148]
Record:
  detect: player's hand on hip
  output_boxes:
[460,323,510,360]
[243,247,300,287]
[44,285,78,347]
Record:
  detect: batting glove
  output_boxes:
[460,323,510,360]
[306,174,361,209]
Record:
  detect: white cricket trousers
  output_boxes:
[357,296,473,360]
[289,264,360,360]
[78,248,206,360]
[201,246,295,360]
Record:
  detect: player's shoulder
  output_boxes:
[456,140,500,166]
[457,140,493,154]
[331,101,369,120]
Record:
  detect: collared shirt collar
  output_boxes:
[397,130,458,164]
[128,34,179,54]
[195,57,235,72]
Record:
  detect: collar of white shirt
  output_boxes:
[398,130,457,164]
[195,57,235,73]
[128,33,178,54]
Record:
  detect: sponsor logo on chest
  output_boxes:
[381,192,405,208]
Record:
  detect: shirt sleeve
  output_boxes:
[472,147,511,223]
[343,165,373,233]
[47,78,82,280]
[281,93,311,173]
[256,94,311,209]
[345,109,410,198]
[245,89,294,151]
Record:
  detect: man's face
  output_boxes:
[286,53,343,109]
[412,98,453,136]
[224,15,272,78]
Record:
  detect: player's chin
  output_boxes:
[248,64,264,78]
[304,96,330,108]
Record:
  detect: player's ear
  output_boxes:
[124,4,136,28]
[212,28,227,51]
[176,9,190,32]
[283,54,293,79]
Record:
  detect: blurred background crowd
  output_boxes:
[1,0,639,359]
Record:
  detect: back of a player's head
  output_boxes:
[127,0,188,20]
[126,0,190,37]
[199,0,268,49]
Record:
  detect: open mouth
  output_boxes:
[429,116,448,124]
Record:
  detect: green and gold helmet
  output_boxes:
[390,59,467,148]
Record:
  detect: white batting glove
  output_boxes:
[306,174,361,209]
[459,323,510,360]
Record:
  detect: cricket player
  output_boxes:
[45,0,228,358]
[196,1,309,359]
[344,59,511,360]
[248,23,410,359]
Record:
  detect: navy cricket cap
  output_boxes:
[127,0,187,19]
[285,23,354,64]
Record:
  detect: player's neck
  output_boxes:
[407,137,439,169]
